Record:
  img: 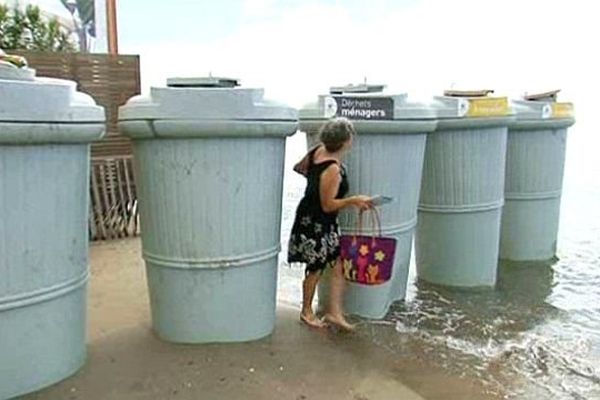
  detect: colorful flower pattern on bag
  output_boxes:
[339,235,396,285]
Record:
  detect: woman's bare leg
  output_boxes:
[301,270,326,328]
[324,258,355,331]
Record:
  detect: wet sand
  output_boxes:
[21,238,501,400]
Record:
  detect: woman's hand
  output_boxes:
[352,195,373,211]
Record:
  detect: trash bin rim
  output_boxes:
[508,118,575,130]
[0,121,105,144]
[298,118,437,135]
[118,119,298,139]
[434,116,515,130]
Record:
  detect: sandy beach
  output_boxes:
[18,238,501,400]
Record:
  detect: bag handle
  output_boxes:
[354,208,382,245]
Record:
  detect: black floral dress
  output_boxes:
[287,156,349,274]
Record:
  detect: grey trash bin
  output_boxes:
[0,60,104,399]
[500,91,575,262]
[299,83,436,319]
[119,77,297,343]
[416,90,513,287]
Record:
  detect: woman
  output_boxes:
[288,117,372,331]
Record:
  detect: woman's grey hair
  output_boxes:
[319,117,356,153]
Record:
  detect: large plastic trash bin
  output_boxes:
[119,77,297,343]
[299,83,436,319]
[500,91,575,262]
[416,90,513,287]
[0,57,105,399]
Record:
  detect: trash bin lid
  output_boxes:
[119,76,297,122]
[433,89,512,119]
[0,55,105,123]
[299,83,436,121]
[512,90,575,120]
[508,90,575,130]
[166,76,240,88]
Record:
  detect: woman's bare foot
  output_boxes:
[324,313,355,332]
[300,312,326,329]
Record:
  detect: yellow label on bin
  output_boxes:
[467,97,509,117]
[551,102,574,119]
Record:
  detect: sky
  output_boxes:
[114,0,599,186]
[2,0,598,183]
[114,0,599,106]
[6,0,598,108]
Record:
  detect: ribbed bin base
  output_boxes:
[500,197,561,262]
[0,284,87,400]
[146,260,277,343]
[415,208,502,287]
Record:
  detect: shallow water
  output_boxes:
[278,125,600,399]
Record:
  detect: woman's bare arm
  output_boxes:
[319,164,371,213]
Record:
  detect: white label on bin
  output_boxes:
[324,96,338,118]
[542,104,552,119]
[458,99,469,117]
[334,96,394,120]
